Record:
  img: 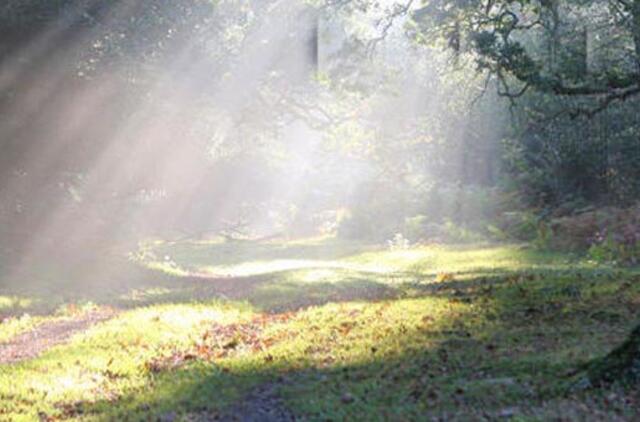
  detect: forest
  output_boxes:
[1,0,640,420]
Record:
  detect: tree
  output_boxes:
[0,0,324,273]
[413,0,640,116]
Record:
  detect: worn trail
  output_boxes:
[0,308,118,364]
[218,380,296,422]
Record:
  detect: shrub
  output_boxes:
[403,215,429,242]
[387,233,411,250]
[402,218,488,244]
[504,204,640,263]
[588,225,640,265]
[498,211,541,241]
[337,181,414,241]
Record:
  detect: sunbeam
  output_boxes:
[2,0,639,420]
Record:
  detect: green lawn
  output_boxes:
[1,238,639,420]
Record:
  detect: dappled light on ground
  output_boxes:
[1,239,639,419]
[139,238,584,280]
[1,0,639,419]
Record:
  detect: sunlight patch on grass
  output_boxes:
[140,239,580,283]
[263,296,472,367]
[0,296,34,312]
[0,297,43,342]
[348,248,437,269]
[0,313,43,343]
[0,302,255,420]
[352,244,570,274]
[3,238,639,420]
[119,287,173,302]
[144,260,190,277]
[199,259,392,278]
[137,237,379,277]
[298,268,342,282]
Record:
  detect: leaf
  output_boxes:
[223,338,239,350]
[435,273,455,283]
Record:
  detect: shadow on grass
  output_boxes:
[0,238,629,320]
[0,238,374,317]
[0,261,404,319]
[5,240,640,419]
[116,271,402,313]
[63,267,640,421]
[45,294,498,420]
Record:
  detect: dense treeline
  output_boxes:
[1,0,640,390]
[1,0,639,258]
[0,0,317,265]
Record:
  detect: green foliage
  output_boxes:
[498,211,540,241]
[337,182,412,241]
[504,95,640,206]
[532,220,554,250]
[587,236,628,264]
[588,229,640,265]
[337,184,503,244]
[412,0,640,214]
[402,215,429,242]
[426,219,488,244]
[415,0,640,100]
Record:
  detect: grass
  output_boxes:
[1,237,639,420]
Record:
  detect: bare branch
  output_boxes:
[366,0,414,57]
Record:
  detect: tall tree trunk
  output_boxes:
[633,0,640,73]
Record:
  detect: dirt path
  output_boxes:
[0,308,118,364]
[218,380,296,422]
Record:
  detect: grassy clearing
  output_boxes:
[1,238,639,420]
[1,302,255,421]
